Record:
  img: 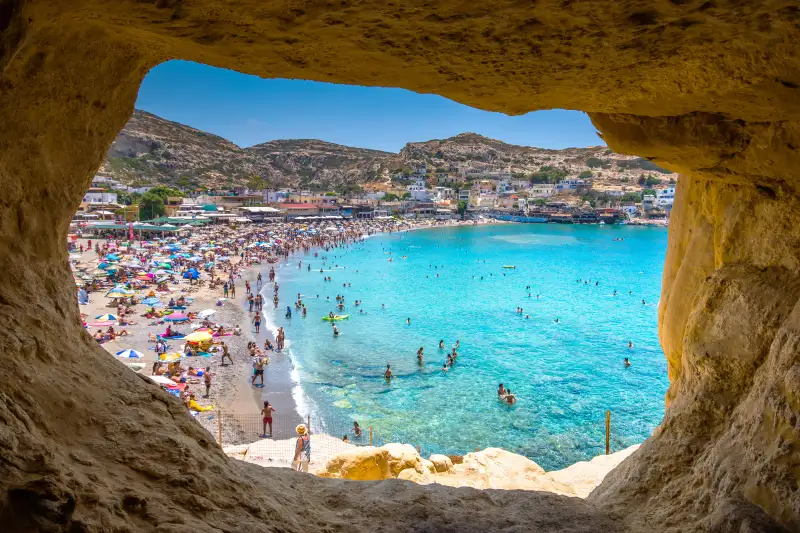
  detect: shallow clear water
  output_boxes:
[266,224,669,470]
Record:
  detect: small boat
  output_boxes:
[503,265,516,269]
[322,315,350,321]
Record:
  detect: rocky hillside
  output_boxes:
[100,111,670,190]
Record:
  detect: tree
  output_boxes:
[578,170,593,179]
[642,188,657,197]
[175,176,192,190]
[383,193,400,201]
[587,157,606,168]
[401,192,411,200]
[116,191,139,206]
[622,192,643,202]
[644,175,662,186]
[247,176,266,191]
[148,185,184,201]
[457,200,468,219]
[139,191,166,220]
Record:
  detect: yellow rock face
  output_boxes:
[1,1,799,532]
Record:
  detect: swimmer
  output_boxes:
[384,364,393,379]
[442,362,449,372]
[417,347,424,364]
[454,340,460,349]
[438,340,444,349]
[406,317,411,325]
[642,299,646,305]
[554,318,559,323]
[624,357,631,367]
[505,389,517,405]
[333,324,339,337]
[498,383,507,397]
[628,341,633,349]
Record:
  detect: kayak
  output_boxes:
[322,315,350,321]
[503,266,516,269]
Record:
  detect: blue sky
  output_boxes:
[136,60,603,153]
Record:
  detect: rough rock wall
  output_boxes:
[1,1,799,532]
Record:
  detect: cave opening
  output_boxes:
[74,61,673,474]
[1,3,799,532]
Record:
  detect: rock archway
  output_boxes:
[1,1,798,532]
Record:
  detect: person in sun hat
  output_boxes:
[292,424,311,472]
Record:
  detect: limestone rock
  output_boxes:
[384,443,424,476]
[547,445,640,498]
[428,454,453,473]
[397,467,435,484]
[317,446,390,481]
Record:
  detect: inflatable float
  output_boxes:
[322,315,350,321]
[503,265,516,269]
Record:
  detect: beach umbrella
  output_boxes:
[116,349,143,359]
[185,331,213,343]
[183,270,200,280]
[197,309,216,319]
[106,253,120,261]
[94,313,117,321]
[106,288,133,298]
[164,312,189,322]
[159,352,182,362]
[98,261,109,269]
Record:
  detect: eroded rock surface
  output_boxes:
[315,443,640,496]
[1,1,799,532]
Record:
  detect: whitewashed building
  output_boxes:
[655,187,676,209]
[83,188,118,204]
[528,185,555,198]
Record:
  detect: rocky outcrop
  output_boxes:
[317,443,639,497]
[1,2,799,533]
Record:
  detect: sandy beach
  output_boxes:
[74,217,492,446]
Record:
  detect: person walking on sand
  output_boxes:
[292,424,311,472]
[230,280,236,298]
[260,400,275,437]
[252,311,262,334]
[203,367,212,397]
[220,342,233,366]
[257,272,263,288]
[223,281,229,298]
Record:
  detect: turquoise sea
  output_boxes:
[265,223,669,470]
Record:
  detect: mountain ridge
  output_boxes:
[100,110,664,190]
